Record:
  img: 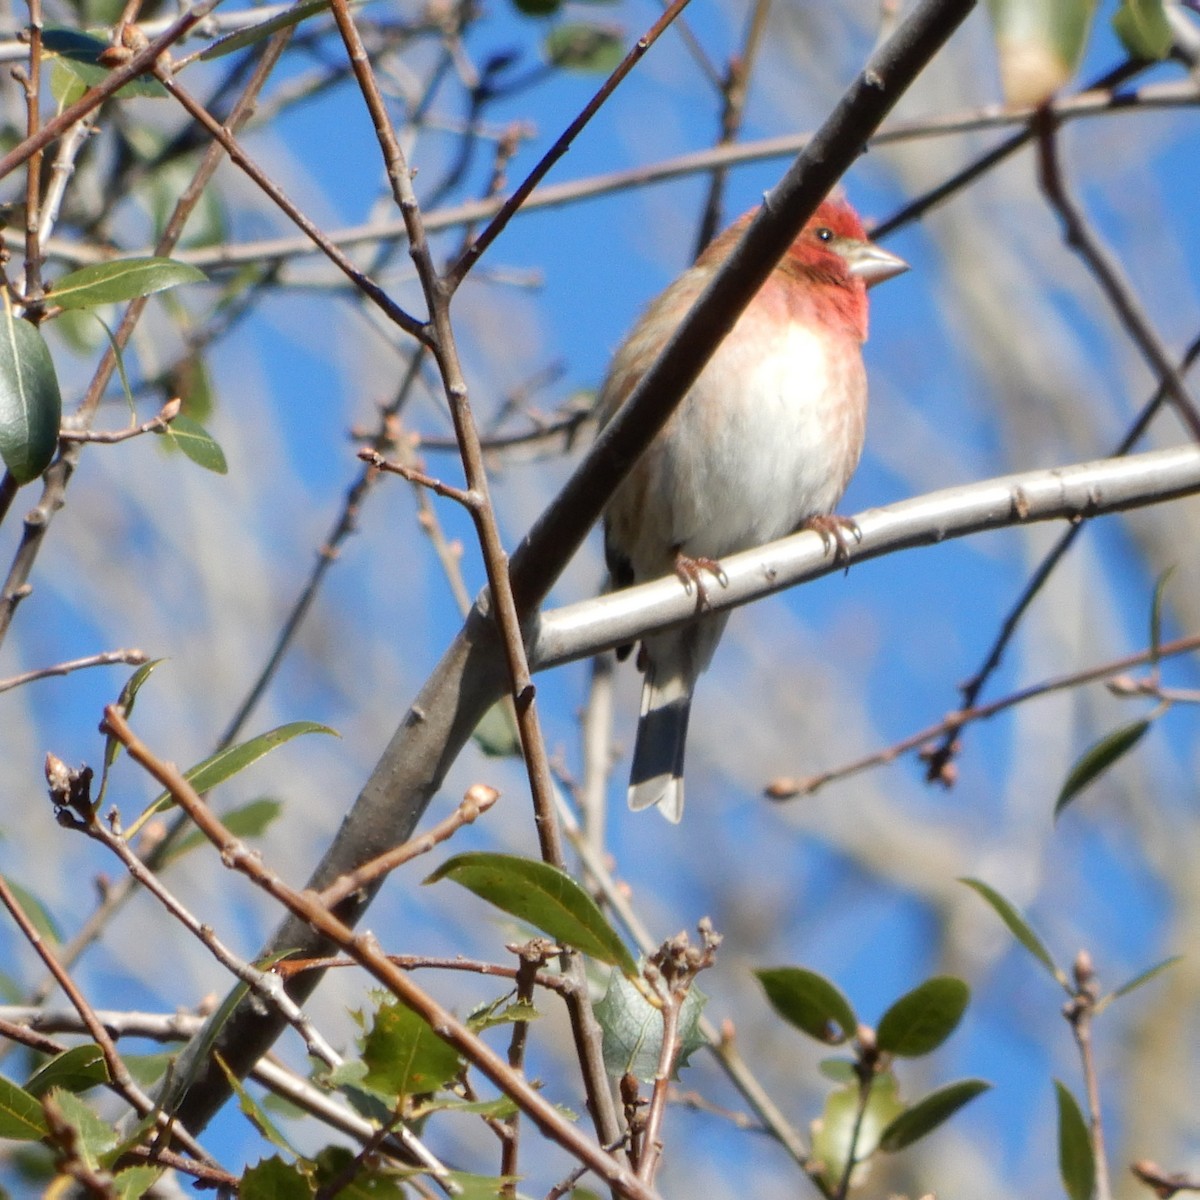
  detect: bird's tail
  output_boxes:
[628,659,692,822]
[627,615,727,822]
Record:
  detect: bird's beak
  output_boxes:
[843,240,909,287]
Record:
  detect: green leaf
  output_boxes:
[103,658,166,778]
[416,1094,520,1120]
[45,1089,116,1167]
[201,0,333,60]
[357,998,463,1100]
[24,1044,108,1097]
[876,977,969,1058]
[513,0,561,15]
[1107,954,1182,1004]
[147,721,337,814]
[311,1145,409,1197]
[1055,1080,1095,1200]
[215,1055,296,1154]
[111,1165,165,1199]
[166,797,283,862]
[983,0,1098,105]
[1149,567,1174,663]
[0,876,62,943]
[810,1073,904,1190]
[156,413,228,474]
[594,967,706,1081]
[0,300,63,485]
[50,258,206,311]
[755,967,856,1045]
[543,23,624,72]
[472,699,521,757]
[0,1074,49,1139]
[425,852,637,975]
[1056,719,1151,817]
[878,1078,991,1151]
[959,877,1065,982]
[818,1058,858,1084]
[1112,0,1172,58]
[240,1155,314,1200]
[466,996,540,1033]
[41,28,167,98]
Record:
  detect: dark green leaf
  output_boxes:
[425,852,637,975]
[1149,567,1174,662]
[876,976,969,1057]
[959,877,1065,982]
[312,1145,409,1198]
[0,1074,49,1139]
[24,1044,108,1097]
[513,0,561,15]
[240,1155,314,1200]
[879,1078,990,1151]
[1112,0,1172,58]
[594,968,706,1081]
[41,29,167,98]
[201,0,333,60]
[104,659,166,774]
[357,998,462,1100]
[0,302,63,485]
[543,23,624,72]
[157,413,227,474]
[1,877,62,943]
[417,1094,519,1119]
[1055,1080,1095,1200]
[1056,719,1151,817]
[755,967,856,1044]
[50,258,205,311]
[148,721,337,813]
[1107,954,1182,1004]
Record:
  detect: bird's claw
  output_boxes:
[674,552,727,611]
[804,514,861,566]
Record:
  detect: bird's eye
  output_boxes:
[814,227,834,242]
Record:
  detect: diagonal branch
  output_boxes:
[168,0,977,1136]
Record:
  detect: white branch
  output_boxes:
[530,443,1200,670]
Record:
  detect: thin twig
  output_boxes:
[152,68,427,341]
[443,0,697,292]
[59,397,182,443]
[920,332,1200,784]
[0,648,147,694]
[1066,953,1112,1200]
[317,784,499,908]
[1035,112,1200,440]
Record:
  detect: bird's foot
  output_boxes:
[804,514,861,566]
[673,552,728,611]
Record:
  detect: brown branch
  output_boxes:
[1035,112,1200,440]
[0,871,215,1167]
[168,0,977,1141]
[358,447,476,507]
[58,397,181,443]
[20,1,44,306]
[0,648,147,693]
[152,68,426,341]
[443,0,697,293]
[767,628,1200,799]
[919,331,1200,784]
[0,0,222,183]
[1132,1161,1200,1198]
[100,704,664,1200]
[1065,953,1112,1200]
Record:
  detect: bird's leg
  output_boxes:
[673,550,728,612]
[804,514,862,565]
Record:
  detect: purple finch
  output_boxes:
[598,198,907,822]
